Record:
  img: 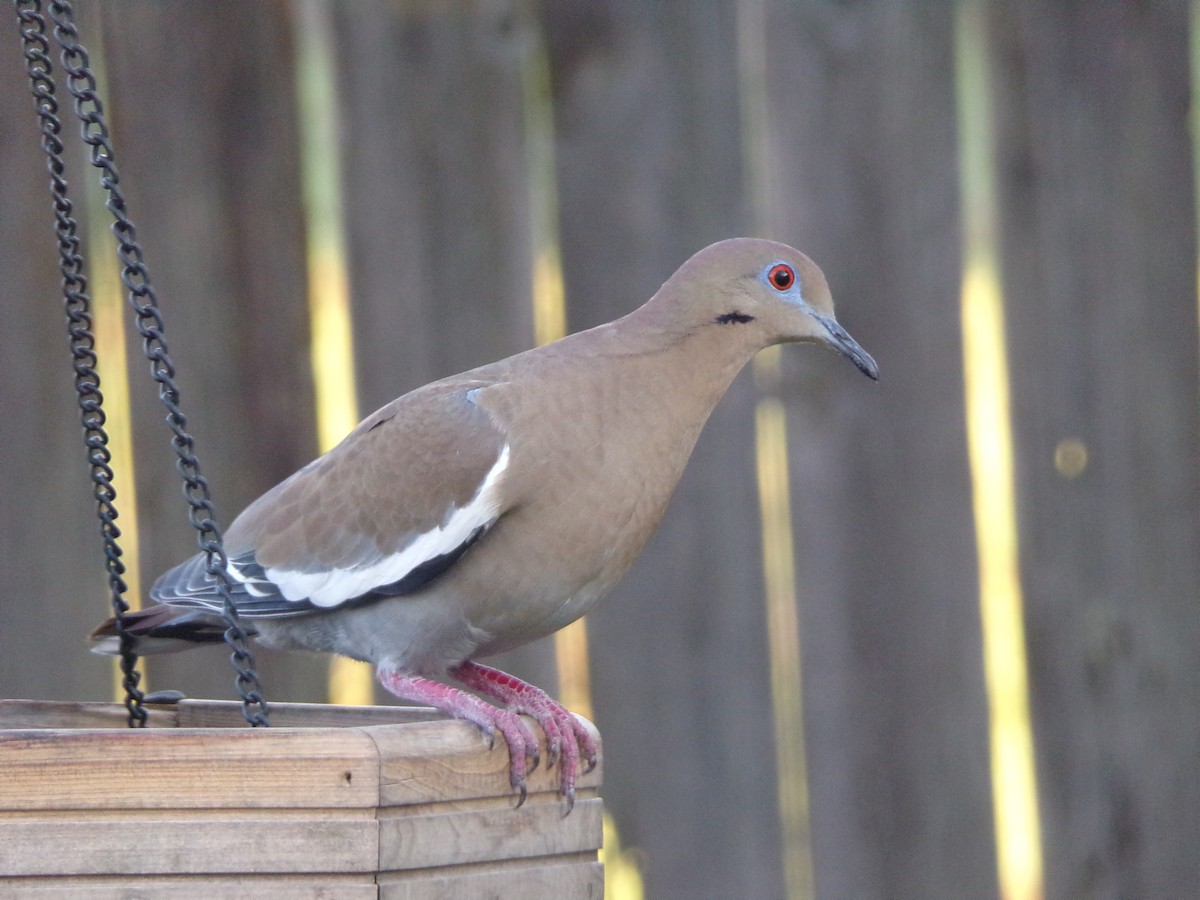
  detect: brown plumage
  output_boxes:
[93,238,878,808]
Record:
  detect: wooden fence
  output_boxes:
[0,2,1196,898]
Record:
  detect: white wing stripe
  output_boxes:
[250,444,511,608]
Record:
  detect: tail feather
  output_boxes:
[90,604,251,656]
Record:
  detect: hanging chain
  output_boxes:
[14,0,146,727]
[15,0,270,725]
[46,0,270,727]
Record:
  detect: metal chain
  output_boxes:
[46,0,270,727]
[14,0,146,727]
[18,0,271,725]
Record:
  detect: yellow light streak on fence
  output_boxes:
[737,0,815,895]
[955,4,1044,899]
[76,19,146,702]
[294,0,371,707]
[92,228,145,703]
[754,398,814,900]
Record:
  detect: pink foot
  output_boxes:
[377,668,540,806]
[451,660,597,812]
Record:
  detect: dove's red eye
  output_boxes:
[768,263,795,291]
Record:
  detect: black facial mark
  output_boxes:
[715,311,755,325]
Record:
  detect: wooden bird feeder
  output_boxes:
[0,699,602,897]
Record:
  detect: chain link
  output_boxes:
[14,0,146,727]
[15,0,270,726]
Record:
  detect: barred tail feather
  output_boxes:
[89,604,251,656]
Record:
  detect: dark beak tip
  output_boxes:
[811,310,878,382]
[836,340,879,382]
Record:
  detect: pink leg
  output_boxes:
[451,660,598,812]
[377,667,540,806]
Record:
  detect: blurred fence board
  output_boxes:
[0,11,105,701]
[991,3,1200,896]
[760,3,997,897]
[1,3,1197,899]
[333,0,536,401]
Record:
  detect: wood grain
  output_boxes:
[0,698,438,730]
[0,877,378,900]
[379,797,603,870]
[0,726,380,811]
[379,859,604,900]
[0,817,377,876]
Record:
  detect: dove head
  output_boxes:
[654,238,879,380]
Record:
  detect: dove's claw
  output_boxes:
[452,660,594,812]
[377,664,595,810]
[378,667,537,806]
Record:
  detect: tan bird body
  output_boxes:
[94,238,878,806]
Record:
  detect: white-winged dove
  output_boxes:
[93,238,877,808]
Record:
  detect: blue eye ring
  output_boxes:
[767,263,795,291]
